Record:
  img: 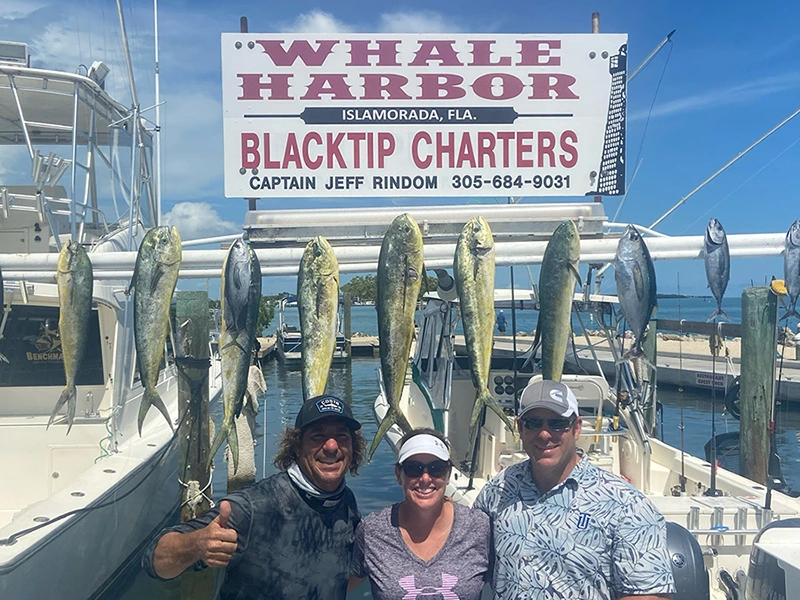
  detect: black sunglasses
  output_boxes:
[521,416,575,432]
[398,459,451,479]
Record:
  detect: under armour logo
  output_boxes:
[398,573,459,599]
[577,512,591,530]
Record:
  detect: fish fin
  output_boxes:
[208,419,231,471]
[138,387,173,436]
[632,262,645,302]
[708,308,730,322]
[368,409,398,462]
[0,353,9,364]
[569,262,581,285]
[228,422,240,475]
[149,265,164,295]
[47,384,76,435]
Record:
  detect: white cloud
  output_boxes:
[378,11,464,33]
[162,202,239,241]
[629,72,800,121]
[279,10,353,33]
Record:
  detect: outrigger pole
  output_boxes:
[649,105,800,230]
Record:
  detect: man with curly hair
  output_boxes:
[143,394,365,600]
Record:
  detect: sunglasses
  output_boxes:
[399,459,451,479]
[521,416,575,432]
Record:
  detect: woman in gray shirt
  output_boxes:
[349,429,490,600]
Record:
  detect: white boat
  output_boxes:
[0,33,222,599]
[373,237,800,598]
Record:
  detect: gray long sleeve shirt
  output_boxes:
[141,472,360,600]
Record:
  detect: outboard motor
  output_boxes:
[666,521,710,600]
[743,517,800,600]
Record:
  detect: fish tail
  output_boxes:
[707,308,730,322]
[368,409,397,462]
[48,384,76,434]
[207,419,231,471]
[138,387,173,436]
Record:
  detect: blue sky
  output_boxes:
[1,0,799,298]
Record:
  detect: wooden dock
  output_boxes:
[255,335,379,361]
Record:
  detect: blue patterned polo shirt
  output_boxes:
[474,452,675,599]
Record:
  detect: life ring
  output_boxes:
[724,376,740,420]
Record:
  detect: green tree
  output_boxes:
[256,295,277,335]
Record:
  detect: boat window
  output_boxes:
[0,305,104,387]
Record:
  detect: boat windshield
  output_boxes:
[0,305,103,387]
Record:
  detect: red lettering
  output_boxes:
[241,133,259,168]
[377,133,395,167]
[346,40,401,66]
[412,132,432,168]
[237,74,291,100]
[528,74,579,100]
[436,132,455,168]
[361,74,412,100]
[262,133,280,169]
[326,133,346,168]
[516,131,534,167]
[410,40,461,66]
[518,40,562,66]
[477,133,496,168]
[301,74,356,100]
[254,39,337,67]
[560,130,578,167]
[497,132,515,168]
[468,40,511,66]
[302,132,323,169]
[282,133,302,168]
[538,131,556,167]
[347,132,366,168]
[456,133,476,168]
[418,74,466,100]
[472,73,523,100]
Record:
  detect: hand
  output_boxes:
[193,500,238,568]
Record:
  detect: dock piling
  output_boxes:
[173,291,214,599]
[739,287,777,485]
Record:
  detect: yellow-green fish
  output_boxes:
[531,220,581,382]
[131,226,182,434]
[48,241,93,434]
[298,236,339,400]
[368,214,423,461]
[455,216,516,450]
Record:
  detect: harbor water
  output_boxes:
[120,300,800,599]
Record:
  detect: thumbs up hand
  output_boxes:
[194,500,238,568]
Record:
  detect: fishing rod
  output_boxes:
[649,105,800,230]
[677,276,686,494]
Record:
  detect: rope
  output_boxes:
[178,473,215,510]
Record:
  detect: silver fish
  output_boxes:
[704,218,730,322]
[531,220,581,382]
[48,241,93,434]
[783,220,800,320]
[208,238,262,473]
[298,236,339,400]
[131,226,182,434]
[614,225,657,362]
[368,214,423,461]
[454,216,516,451]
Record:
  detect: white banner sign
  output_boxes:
[221,33,628,198]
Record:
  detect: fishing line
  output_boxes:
[677,275,687,494]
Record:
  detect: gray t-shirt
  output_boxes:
[351,501,490,600]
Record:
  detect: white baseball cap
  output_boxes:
[518,379,579,419]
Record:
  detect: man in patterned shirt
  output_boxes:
[474,379,675,600]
